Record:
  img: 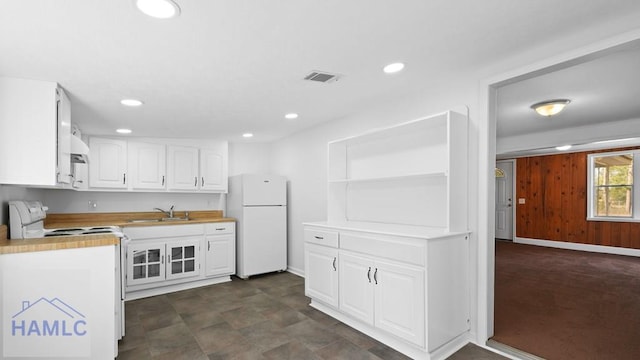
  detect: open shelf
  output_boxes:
[326,110,468,233]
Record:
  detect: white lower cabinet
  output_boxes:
[304,225,469,360]
[305,243,339,307]
[339,251,425,347]
[205,222,236,277]
[127,238,200,286]
[123,222,236,299]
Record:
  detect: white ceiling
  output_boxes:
[497,41,640,139]
[2,1,640,142]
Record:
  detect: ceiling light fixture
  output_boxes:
[135,0,181,19]
[383,62,405,74]
[530,99,571,117]
[116,128,132,134]
[120,99,143,107]
[242,133,253,138]
[555,145,572,151]
[285,113,298,120]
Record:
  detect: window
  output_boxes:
[588,150,640,221]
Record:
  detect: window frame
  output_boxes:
[587,149,640,222]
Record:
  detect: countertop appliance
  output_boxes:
[7,200,126,348]
[227,174,287,278]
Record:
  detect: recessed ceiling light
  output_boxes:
[556,145,572,151]
[120,99,144,107]
[285,113,299,120]
[116,128,132,134]
[242,133,254,138]
[383,62,405,74]
[135,0,181,19]
[531,99,571,117]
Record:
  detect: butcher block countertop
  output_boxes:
[44,210,234,228]
[0,234,119,255]
[1,210,235,255]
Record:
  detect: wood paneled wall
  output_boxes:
[516,148,640,250]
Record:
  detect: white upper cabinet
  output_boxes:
[129,141,166,190]
[89,138,128,188]
[0,77,71,187]
[56,88,72,185]
[167,144,228,192]
[86,140,228,193]
[167,145,199,190]
[200,147,227,192]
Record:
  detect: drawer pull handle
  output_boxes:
[332,257,336,271]
[194,177,198,187]
[162,175,165,186]
[367,267,371,283]
[314,236,324,240]
[374,268,378,285]
[216,228,225,231]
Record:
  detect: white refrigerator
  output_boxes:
[227,174,287,278]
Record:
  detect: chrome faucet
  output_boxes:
[154,205,175,218]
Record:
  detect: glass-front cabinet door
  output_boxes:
[127,242,166,286]
[166,239,201,280]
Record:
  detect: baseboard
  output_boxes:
[125,276,231,301]
[514,237,640,257]
[486,339,543,360]
[287,266,304,277]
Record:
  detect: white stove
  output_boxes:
[7,200,127,347]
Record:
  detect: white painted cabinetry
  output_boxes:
[304,109,470,360]
[86,139,228,193]
[126,237,200,286]
[200,147,228,191]
[129,141,166,190]
[123,222,236,300]
[89,138,128,188]
[0,77,72,187]
[204,222,236,277]
[167,145,199,190]
[305,243,339,307]
[167,144,228,192]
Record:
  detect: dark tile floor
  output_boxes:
[117,272,507,360]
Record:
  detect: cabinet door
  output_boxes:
[166,239,201,280]
[167,145,199,190]
[56,87,72,185]
[200,148,227,191]
[127,242,165,286]
[89,138,128,188]
[374,260,425,347]
[129,142,166,190]
[305,243,339,308]
[339,252,374,325]
[205,235,235,277]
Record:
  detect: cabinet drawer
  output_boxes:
[340,232,425,266]
[305,229,339,248]
[205,222,235,234]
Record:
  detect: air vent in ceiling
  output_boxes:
[304,70,340,83]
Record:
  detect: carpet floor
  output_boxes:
[492,241,640,360]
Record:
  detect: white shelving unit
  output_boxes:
[327,110,468,235]
[304,109,470,360]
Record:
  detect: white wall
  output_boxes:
[228,142,272,176]
[0,185,46,225]
[269,76,479,278]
